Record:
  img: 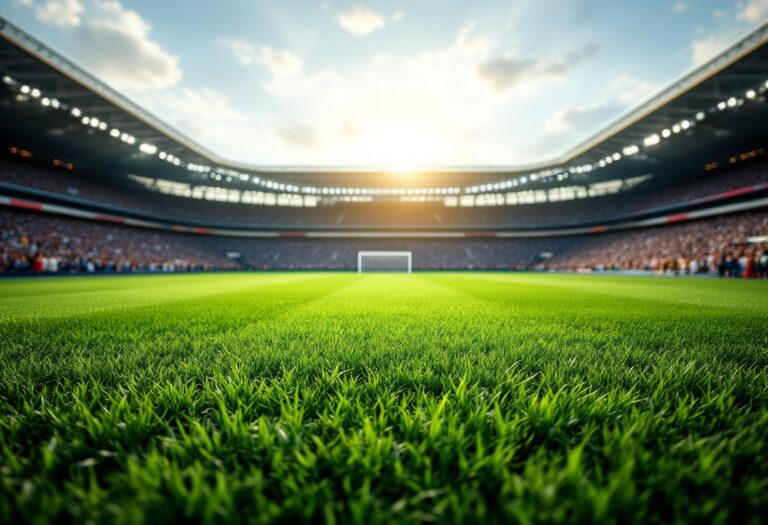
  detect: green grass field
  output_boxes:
[1,273,767,524]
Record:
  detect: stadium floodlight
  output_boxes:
[358,251,412,273]
[623,145,639,156]
[746,89,756,99]
[644,134,660,147]
[139,143,158,155]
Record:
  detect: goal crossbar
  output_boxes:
[357,251,412,273]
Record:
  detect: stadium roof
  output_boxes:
[1,16,768,191]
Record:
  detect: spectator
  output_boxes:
[2,208,767,277]
[549,211,768,278]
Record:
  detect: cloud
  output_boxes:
[68,0,181,91]
[690,1,767,67]
[256,46,303,78]
[391,10,404,23]
[143,87,243,121]
[244,23,525,164]
[478,46,598,92]
[275,122,316,148]
[477,57,539,92]
[690,34,733,65]
[137,87,255,156]
[608,73,661,105]
[547,72,658,133]
[450,23,492,61]
[35,0,83,26]
[219,38,256,65]
[336,7,386,36]
[689,0,764,69]
[673,2,687,13]
[217,40,303,81]
[231,23,607,165]
[737,0,768,22]
[528,100,622,158]
[545,103,620,134]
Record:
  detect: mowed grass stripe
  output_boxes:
[435,271,768,313]
[0,275,359,380]
[0,273,766,524]
[0,272,293,299]
[424,273,768,371]
[0,272,341,322]
[238,274,505,378]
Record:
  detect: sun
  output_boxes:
[344,121,445,171]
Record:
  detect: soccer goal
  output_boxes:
[357,251,412,273]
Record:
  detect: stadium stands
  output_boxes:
[3,207,766,276]
[1,154,767,228]
[549,210,768,276]
[2,150,766,277]
[1,17,767,279]
[0,210,237,273]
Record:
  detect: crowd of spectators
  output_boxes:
[0,211,238,274]
[0,210,568,273]
[1,207,766,277]
[2,154,767,228]
[549,210,768,277]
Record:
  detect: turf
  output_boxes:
[1,272,767,524]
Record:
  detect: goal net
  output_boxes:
[357,251,412,273]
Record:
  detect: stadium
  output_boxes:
[1,2,767,523]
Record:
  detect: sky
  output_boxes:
[1,0,767,168]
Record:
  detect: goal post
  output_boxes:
[357,251,412,273]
